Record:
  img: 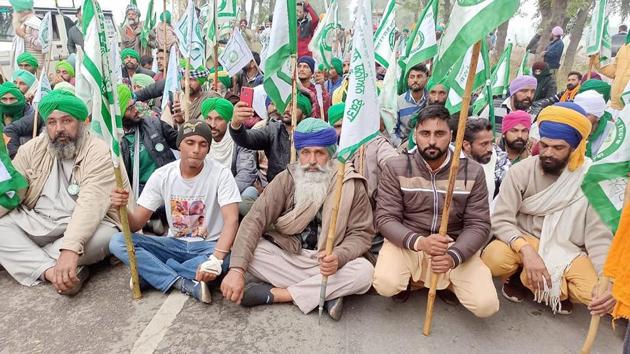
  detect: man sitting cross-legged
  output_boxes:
[220,118,374,321]
[109,120,241,303]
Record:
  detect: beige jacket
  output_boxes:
[230,163,374,270]
[10,132,132,255]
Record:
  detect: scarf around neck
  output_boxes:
[209,132,234,169]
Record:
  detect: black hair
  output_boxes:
[252,52,261,66]
[408,63,429,75]
[416,105,451,127]
[567,71,582,80]
[464,118,493,143]
[140,55,153,66]
[620,24,627,32]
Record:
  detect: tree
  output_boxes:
[561,0,592,74]
[535,0,569,59]
[494,20,509,64]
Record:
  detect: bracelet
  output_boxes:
[214,248,229,254]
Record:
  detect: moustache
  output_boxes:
[299,163,327,173]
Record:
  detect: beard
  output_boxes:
[473,150,493,164]
[513,98,533,111]
[410,83,424,92]
[540,155,569,175]
[127,17,138,26]
[125,62,138,70]
[293,160,334,212]
[505,137,527,151]
[567,83,577,90]
[420,144,448,161]
[46,124,84,160]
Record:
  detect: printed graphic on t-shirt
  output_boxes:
[170,197,208,238]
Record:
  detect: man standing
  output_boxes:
[67,6,84,55]
[109,120,240,303]
[229,93,312,182]
[297,0,319,57]
[496,111,534,165]
[482,103,614,315]
[9,0,43,71]
[201,97,258,215]
[239,19,262,53]
[221,118,374,320]
[297,56,330,119]
[543,26,564,78]
[395,64,429,146]
[149,11,178,53]
[611,24,628,57]
[463,118,510,203]
[595,32,630,110]
[373,105,499,318]
[326,58,344,94]
[0,90,126,294]
[120,4,144,53]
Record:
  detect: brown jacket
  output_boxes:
[10,132,131,254]
[376,150,490,267]
[229,163,374,271]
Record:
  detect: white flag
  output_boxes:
[161,45,181,112]
[379,39,399,135]
[338,0,380,163]
[38,12,53,54]
[373,0,397,68]
[219,29,255,77]
[176,0,206,68]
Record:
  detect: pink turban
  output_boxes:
[552,26,564,36]
[502,110,532,134]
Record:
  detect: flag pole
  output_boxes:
[579,276,610,354]
[163,0,168,74]
[423,40,482,336]
[290,54,298,163]
[184,15,193,122]
[213,0,219,92]
[318,160,345,324]
[587,55,594,80]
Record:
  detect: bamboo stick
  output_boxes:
[290,55,298,163]
[579,276,610,354]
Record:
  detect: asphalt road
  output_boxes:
[0,262,625,353]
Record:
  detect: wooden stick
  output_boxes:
[114,165,142,300]
[290,55,298,163]
[213,0,219,91]
[587,56,594,80]
[580,276,610,354]
[318,161,346,322]
[423,41,482,336]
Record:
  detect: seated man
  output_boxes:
[0,91,125,295]
[1,82,37,158]
[482,103,615,315]
[463,118,510,203]
[16,52,39,75]
[201,97,258,216]
[373,105,499,318]
[109,120,240,303]
[220,118,374,320]
[573,90,613,158]
[52,60,75,87]
[496,110,534,164]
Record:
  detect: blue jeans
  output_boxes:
[109,233,229,292]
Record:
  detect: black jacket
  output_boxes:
[135,80,166,102]
[67,24,84,54]
[533,68,557,101]
[229,120,290,182]
[3,105,41,158]
[121,117,178,184]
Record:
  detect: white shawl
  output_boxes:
[520,159,591,313]
[209,133,234,169]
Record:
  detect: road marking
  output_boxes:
[131,292,188,354]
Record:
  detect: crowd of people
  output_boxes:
[1,1,629,349]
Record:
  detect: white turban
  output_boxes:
[574,90,607,119]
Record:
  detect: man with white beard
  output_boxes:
[221,118,375,321]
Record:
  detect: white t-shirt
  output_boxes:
[138,159,241,242]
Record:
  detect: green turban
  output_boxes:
[327,103,345,126]
[200,97,234,121]
[131,73,155,89]
[9,0,33,12]
[160,11,171,24]
[38,90,88,121]
[53,82,75,95]
[16,52,39,70]
[12,69,36,89]
[117,84,133,116]
[55,60,75,78]
[288,92,312,117]
[427,75,450,92]
[209,67,232,89]
[294,117,338,157]
[0,82,26,120]
[578,79,611,103]
[318,63,326,72]
[331,57,343,76]
[121,48,141,62]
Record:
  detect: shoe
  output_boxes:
[557,299,573,315]
[501,275,527,303]
[325,297,344,321]
[392,284,412,303]
[129,276,150,291]
[59,266,90,296]
[241,282,274,307]
[437,289,460,306]
[180,279,211,304]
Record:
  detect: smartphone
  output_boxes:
[241,87,254,107]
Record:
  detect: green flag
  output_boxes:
[76,0,123,165]
[432,0,519,80]
[444,42,487,115]
[309,0,340,69]
[175,0,206,68]
[517,49,531,77]
[373,0,397,68]
[263,0,297,113]
[140,0,155,50]
[0,123,28,211]
[491,42,512,97]
[586,0,608,56]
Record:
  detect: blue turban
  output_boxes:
[538,102,589,149]
[294,118,338,156]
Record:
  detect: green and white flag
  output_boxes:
[432,0,519,80]
[217,0,238,18]
[219,29,255,77]
[76,0,123,166]
[586,0,608,56]
[599,18,613,67]
[338,0,380,163]
[491,42,512,97]
[263,0,297,114]
[445,43,487,115]
[517,49,531,77]
[309,0,339,69]
[379,38,400,135]
[38,11,53,54]
[176,0,206,68]
[0,123,28,212]
[373,0,397,68]
[398,0,438,92]
[582,81,630,232]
